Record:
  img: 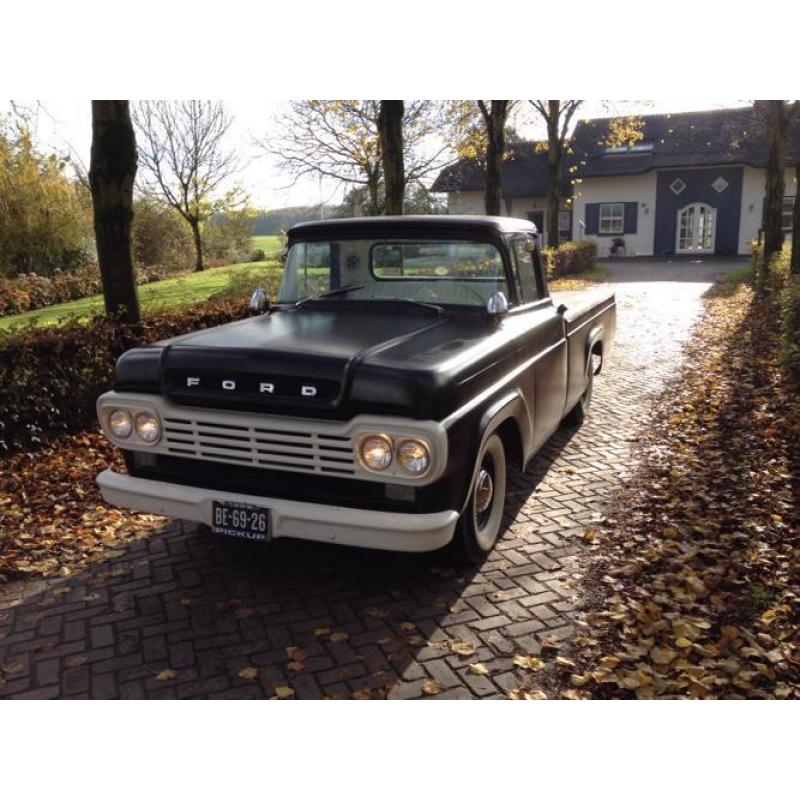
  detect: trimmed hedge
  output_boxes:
[0,302,249,454]
[0,262,182,317]
[542,241,597,280]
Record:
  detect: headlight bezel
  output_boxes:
[103,405,162,447]
[355,431,433,479]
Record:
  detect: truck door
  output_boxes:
[509,234,568,455]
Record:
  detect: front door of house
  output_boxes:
[676,203,716,254]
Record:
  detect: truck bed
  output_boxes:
[551,287,617,414]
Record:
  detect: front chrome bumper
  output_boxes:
[97,469,459,553]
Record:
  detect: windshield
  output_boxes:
[278,239,508,308]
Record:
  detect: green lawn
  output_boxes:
[250,235,283,255]
[0,260,284,334]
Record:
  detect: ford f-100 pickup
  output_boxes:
[96,216,616,563]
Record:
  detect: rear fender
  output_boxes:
[587,324,604,375]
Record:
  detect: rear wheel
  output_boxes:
[565,356,594,426]
[449,433,507,564]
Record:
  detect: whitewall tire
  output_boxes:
[451,433,507,563]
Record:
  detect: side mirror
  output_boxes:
[486,291,509,316]
[249,288,270,314]
[557,303,567,315]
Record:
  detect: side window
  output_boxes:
[511,236,541,303]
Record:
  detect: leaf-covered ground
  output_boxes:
[521,283,799,699]
[0,433,160,581]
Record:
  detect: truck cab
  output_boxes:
[97,216,615,563]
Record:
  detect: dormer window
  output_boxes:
[603,142,654,155]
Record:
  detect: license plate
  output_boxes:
[212,501,271,542]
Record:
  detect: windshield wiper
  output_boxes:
[293,284,365,308]
[381,297,444,315]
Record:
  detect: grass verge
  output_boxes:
[0,260,282,334]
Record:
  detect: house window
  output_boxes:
[783,196,795,232]
[670,178,687,195]
[712,176,729,194]
[558,210,571,232]
[599,203,625,234]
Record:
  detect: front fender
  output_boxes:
[441,388,530,515]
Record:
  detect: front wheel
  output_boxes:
[449,433,507,564]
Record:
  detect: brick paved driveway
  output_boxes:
[0,258,743,699]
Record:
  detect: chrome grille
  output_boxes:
[162,415,355,476]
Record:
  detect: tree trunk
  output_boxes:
[366,168,382,216]
[379,100,405,215]
[545,100,562,248]
[190,219,204,272]
[792,160,800,274]
[763,100,789,271]
[481,101,509,216]
[89,100,140,324]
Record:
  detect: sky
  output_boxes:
[8,99,747,210]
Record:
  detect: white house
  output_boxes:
[432,107,798,257]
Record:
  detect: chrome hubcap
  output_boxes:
[475,468,494,515]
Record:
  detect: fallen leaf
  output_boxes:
[274,686,295,699]
[422,680,442,696]
[450,640,477,657]
[329,632,349,644]
[156,669,177,682]
[468,663,490,676]
[513,655,544,670]
[237,667,258,680]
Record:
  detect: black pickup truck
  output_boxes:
[97,216,615,562]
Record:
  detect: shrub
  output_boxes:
[204,258,230,270]
[0,301,251,454]
[541,241,597,280]
[0,263,182,317]
[203,212,253,264]
[0,122,95,277]
[209,265,284,304]
[132,197,195,272]
[250,249,267,262]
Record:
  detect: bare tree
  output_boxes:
[477,101,513,216]
[263,101,447,216]
[133,101,241,271]
[529,100,582,247]
[379,100,405,215]
[89,100,140,324]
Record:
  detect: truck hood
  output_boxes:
[114,305,511,419]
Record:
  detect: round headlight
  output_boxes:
[359,434,393,471]
[109,409,132,438]
[135,412,161,443]
[397,439,430,475]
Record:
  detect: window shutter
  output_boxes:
[624,202,638,234]
[585,203,599,235]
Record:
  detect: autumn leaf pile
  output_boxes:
[0,432,160,580]
[533,283,799,698]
